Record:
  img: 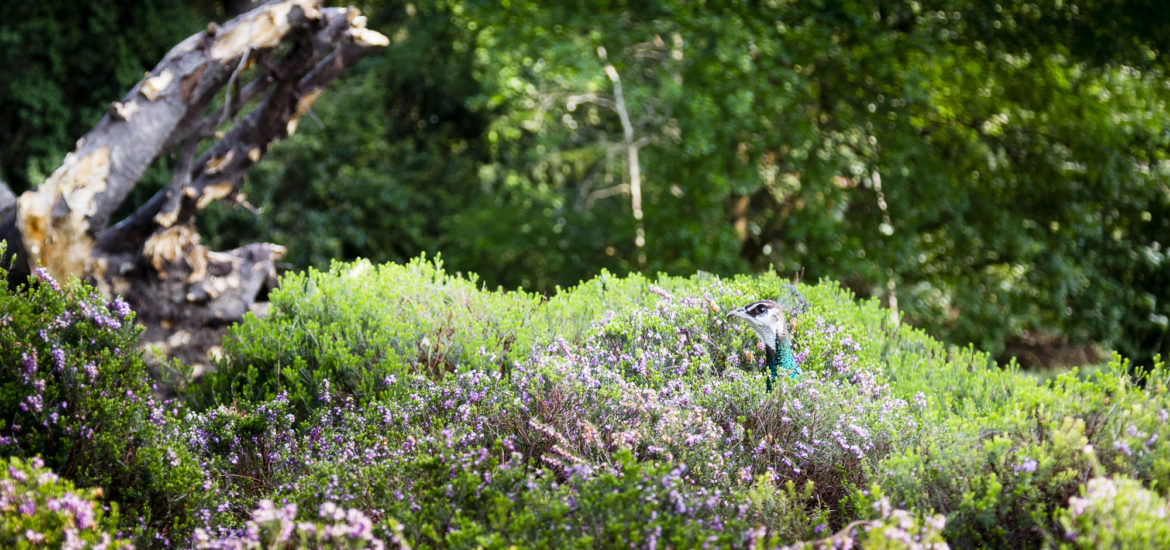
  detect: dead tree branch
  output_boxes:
[1,0,388,368]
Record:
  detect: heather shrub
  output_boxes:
[198,369,830,548]
[10,253,1158,548]
[863,351,1170,547]
[783,497,949,550]
[195,256,559,418]
[0,261,142,470]
[198,257,749,419]
[191,260,945,546]
[0,456,130,548]
[197,258,1170,549]
[0,249,209,541]
[175,396,302,526]
[1051,475,1170,548]
[193,499,410,549]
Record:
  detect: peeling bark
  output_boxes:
[0,0,387,369]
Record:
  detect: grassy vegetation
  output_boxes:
[3,253,1168,548]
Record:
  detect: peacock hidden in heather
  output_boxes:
[726,285,808,391]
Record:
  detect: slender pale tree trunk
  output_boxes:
[601,52,647,267]
[871,168,900,326]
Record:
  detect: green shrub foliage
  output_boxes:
[5,253,1170,547]
[193,0,1170,367]
[0,248,209,542]
[0,456,130,548]
[1052,476,1170,549]
[182,258,1170,548]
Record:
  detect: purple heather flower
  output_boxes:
[9,466,27,482]
[21,353,37,379]
[319,501,344,522]
[1114,441,1133,456]
[111,297,132,318]
[1068,496,1090,516]
[53,493,95,529]
[649,285,673,301]
[80,300,122,330]
[345,508,373,538]
[840,334,858,350]
[1015,459,1038,473]
[35,267,60,291]
[23,394,43,413]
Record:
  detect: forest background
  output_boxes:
[2,0,1167,369]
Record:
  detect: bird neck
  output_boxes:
[765,335,790,365]
[765,336,797,390]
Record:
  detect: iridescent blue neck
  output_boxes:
[765,336,799,391]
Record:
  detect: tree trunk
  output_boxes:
[0,0,387,370]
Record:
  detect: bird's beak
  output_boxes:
[725,307,750,322]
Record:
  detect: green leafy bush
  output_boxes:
[7,253,1169,547]
[186,259,929,545]
[193,498,410,549]
[0,247,209,542]
[1052,475,1170,548]
[192,258,1170,548]
[0,456,130,548]
[194,257,553,418]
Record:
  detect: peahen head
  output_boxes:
[727,287,808,389]
[726,299,790,351]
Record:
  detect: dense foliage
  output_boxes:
[6,0,1166,366]
[1,456,131,548]
[0,246,212,541]
[0,1,225,192]
[198,258,1170,549]
[9,251,1168,547]
[199,0,1170,366]
[5,1,1170,547]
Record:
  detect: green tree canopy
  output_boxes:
[8,0,1169,366]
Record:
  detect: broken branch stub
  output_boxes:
[4,0,387,367]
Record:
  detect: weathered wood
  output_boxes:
[0,182,28,283]
[0,0,387,369]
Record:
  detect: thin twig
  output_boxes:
[220,46,253,126]
[220,16,256,126]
